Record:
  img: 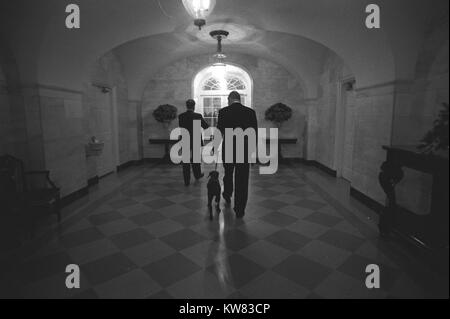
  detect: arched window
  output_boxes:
[193,64,252,127]
[227,76,246,91]
[202,77,221,91]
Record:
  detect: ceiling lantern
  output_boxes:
[182,0,216,30]
[210,30,229,87]
[210,30,228,65]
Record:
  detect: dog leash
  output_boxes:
[213,140,220,172]
[214,148,219,172]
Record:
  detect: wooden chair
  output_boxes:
[0,155,26,211]
[0,155,27,247]
[0,155,61,224]
[24,170,61,222]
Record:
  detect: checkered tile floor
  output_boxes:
[1,163,444,299]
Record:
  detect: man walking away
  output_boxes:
[217,91,258,218]
[179,99,209,186]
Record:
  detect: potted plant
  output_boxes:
[265,103,294,162]
[153,104,178,129]
[418,103,449,155]
[265,103,293,128]
[152,104,178,162]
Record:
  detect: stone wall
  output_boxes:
[310,17,449,209]
[308,52,355,176]
[83,52,138,180]
[341,88,357,182]
[393,18,449,146]
[4,52,139,198]
[309,51,394,205]
[0,65,29,163]
[34,88,86,198]
[141,53,307,159]
[128,100,141,161]
[352,84,395,204]
[310,53,343,169]
[390,18,449,215]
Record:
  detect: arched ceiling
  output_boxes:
[114,30,328,99]
[0,0,448,97]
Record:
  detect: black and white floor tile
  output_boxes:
[0,163,446,299]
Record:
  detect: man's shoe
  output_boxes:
[234,208,245,219]
[222,193,231,204]
[195,173,205,180]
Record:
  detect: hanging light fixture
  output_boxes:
[210,30,229,87]
[182,0,216,30]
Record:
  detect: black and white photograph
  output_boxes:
[0,0,448,304]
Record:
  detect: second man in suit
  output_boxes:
[179,99,209,186]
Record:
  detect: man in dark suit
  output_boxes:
[217,91,258,218]
[179,99,209,186]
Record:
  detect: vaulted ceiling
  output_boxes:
[0,0,448,99]
[113,30,329,99]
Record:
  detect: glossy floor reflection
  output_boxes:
[1,163,447,299]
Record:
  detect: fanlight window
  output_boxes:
[202,77,221,91]
[202,76,247,91]
[227,77,246,91]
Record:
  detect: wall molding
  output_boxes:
[350,187,384,214]
[62,161,146,207]
[117,160,144,172]
[295,160,387,216]
[294,159,337,177]
[87,176,99,187]
[142,158,168,164]
[60,186,89,208]
[21,83,83,96]
[355,79,413,94]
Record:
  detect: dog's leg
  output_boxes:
[207,193,214,220]
[215,194,221,213]
[208,193,213,208]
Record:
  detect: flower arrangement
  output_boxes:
[153,104,178,124]
[265,103,293,127]
[418,103,449,155]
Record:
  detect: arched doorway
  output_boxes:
[193,64,253,127]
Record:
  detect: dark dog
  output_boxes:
[207,171,221,214]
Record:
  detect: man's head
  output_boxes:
[228,91,241,105]
[186,99,196,111]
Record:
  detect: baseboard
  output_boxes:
[296,160,383,214]
[117,160,138,172]
[87,176,99,186]
[350,187,384,214]
[296,159,337,177]
[142,158,167,164]
[279,158,303,164]
[61,186,89,208]
[62,161,143,208]
[296,158,315,165]
[61,160,153,209]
